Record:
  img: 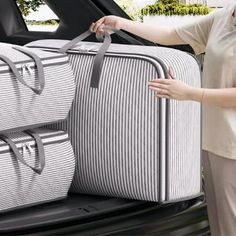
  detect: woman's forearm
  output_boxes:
[190,87,236,108]
[120,19,184,45]
[91,16,186,45]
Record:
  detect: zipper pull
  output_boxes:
[26,143,33,154]
[21,143,27,155]
[26,64,33,76]
[21,64,27,77]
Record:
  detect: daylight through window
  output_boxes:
[16,0,60,32]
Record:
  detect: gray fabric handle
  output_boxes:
[58,29,112,88]
[58,28,143,88]
[0,54,41,95]
[12,47,45,95]
[59,30,92,54]
[90,31,111,88]
[0,130,46,175]
[90,27,144,87]
[96,27,144,46]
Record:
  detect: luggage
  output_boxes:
[0,128,75,213]
[0,43,75,133]
[26,30,202,203]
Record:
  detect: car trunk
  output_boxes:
[0,1,208,235]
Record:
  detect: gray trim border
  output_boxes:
[0,119,67,134]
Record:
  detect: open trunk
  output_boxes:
[0,1,208,235]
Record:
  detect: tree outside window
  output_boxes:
[16,0,44,17]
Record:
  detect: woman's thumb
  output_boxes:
[168,66,176,80]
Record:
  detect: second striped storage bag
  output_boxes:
[0,43,75,133]
[0,128,75,213]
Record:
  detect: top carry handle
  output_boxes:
[0,47,45,95]
[58,28,143,54]
[12,46,45,95]
[59,30,111,89]
[59,28,143,88]
[0,130,46,175]
[97,27,144,46]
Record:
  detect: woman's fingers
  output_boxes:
[148,80,171,92]
[148,84,169,90]
[148,79,172,96]
[149,79,170,85]
[151,87,169,95]
[148,79,172,99]
[97,23,105,34]
[92,17,105,33]
[89,23,95,32]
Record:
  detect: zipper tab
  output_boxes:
[26,143,33,154]
[21,64,27,77]
[21,143,27,155]
[21,64,33,77]
[77,45,97,53]
[26,64,33,76]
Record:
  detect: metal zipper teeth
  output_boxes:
[0,131,67,148]
[0,55,69,74]
[0,135,69,154]
[0,54,68,68]
[0,119,67,135]
[0,61,69,75]
[26,45,169,74]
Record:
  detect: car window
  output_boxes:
[16,0,60,32]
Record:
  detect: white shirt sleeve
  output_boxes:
[175,11,219,55]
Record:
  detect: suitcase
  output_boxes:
[26,30,202,203]
[0,128,75,213]
[0,43,75,133]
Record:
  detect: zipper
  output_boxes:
[0,54,68,68]
[0,135,69,154]
[21,143,27,155]
[26,142,33,154]
[26,64,33,76]
[21,64,33,77]
[21,142,33,155]
[0,61,69,75]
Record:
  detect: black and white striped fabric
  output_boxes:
[0,128,75,213]
[26,39,201,203]
[0,43,75,133]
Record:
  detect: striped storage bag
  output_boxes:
[0,128,75,213]
[26,30,201,203]
[0,43,75,133]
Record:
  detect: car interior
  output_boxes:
[0,0,208,235]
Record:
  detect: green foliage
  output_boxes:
[141,0,211,16]
[159,0,179,4]
[115,0,141,20]
[16,0,45,17]
[26,19,59,26]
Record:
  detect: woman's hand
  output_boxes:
[90,16,127,35]
[148,67,199,101]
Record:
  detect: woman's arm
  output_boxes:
[148,70,236,108]
[190,87,236,108]
[90,16,185,45]
[118,18,184,45]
